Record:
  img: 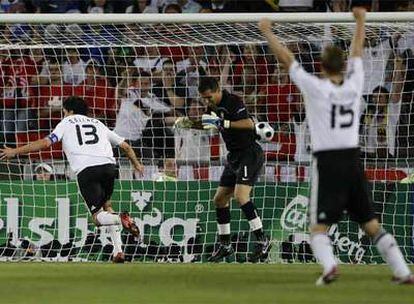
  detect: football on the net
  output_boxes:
[255,122,275,142]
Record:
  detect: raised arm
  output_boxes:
[259,18,295,70]
[0,138,52,160]
[350,7,366,58]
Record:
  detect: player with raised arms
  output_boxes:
[0,96,144,263]
[259,8,413,284]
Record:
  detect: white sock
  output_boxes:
[217,223,230,235]
[107,224,123,255]
[248,217,263,231]
[375,233,411,278]
[311,233,337,275]
[96,211,121,226]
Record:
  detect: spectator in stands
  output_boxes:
[33,162,55,181]
[396,0,414,11]
[115,70,174,149]
[205,0,274,12]
[0,49,38,146]
[79,59,116,126]
[328,0,349,11]
[28,48,47,85]
[258,70,299,124]
[33,0,85,13]
[87,0,114,13]
[153,59,187,114]
[362,33,396,94]
[176,46,209,98]
[33,60,76,131]
[125,0,154,13]
[396,50,414,158]
[174,98,210,162]
[6,0,29,13]
[105,47,134,87]
[133,46,165,78]
[360,55,405,159]
[292,99,312,162]
[163,2,182,13]
[62,48,86,85]
[208,45,236,92]
[0,49,14,146]
[178,0,202,13]
[140,70,177,176]
[114,70,152,151]
[233,44,270,90]
[289,42,318,74]
[114,70,176,177]
[234,65,260,119]
[396,31,414,57]
[278,0,314,11]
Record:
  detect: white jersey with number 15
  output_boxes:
[49,114,124,174]
[289,57,364,153]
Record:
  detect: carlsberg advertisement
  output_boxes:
[0,181,412,263]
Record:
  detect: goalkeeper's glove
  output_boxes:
[201,112,230,130]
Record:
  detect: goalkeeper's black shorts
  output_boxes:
[310,148,376,225]
[77,163,118,214]
[219,144,264,187]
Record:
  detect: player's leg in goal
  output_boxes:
[362,219,413,284]
[235,148,271,262]
[234,184,271,263]
[77,164,140,263]
[94,205,125,263]
[208,186,235,262]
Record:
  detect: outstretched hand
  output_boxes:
[0,146,16,161]
[352,7,366,21]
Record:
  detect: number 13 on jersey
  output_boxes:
[75,124,99,145]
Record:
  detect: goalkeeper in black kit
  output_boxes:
[176,76,271,262]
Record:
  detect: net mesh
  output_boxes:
[0,19,413,263]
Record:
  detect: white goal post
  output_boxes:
[0,13,413,263]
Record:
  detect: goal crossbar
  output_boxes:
[0,12,413,24]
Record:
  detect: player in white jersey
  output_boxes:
[260,7,413,285]
[0,96,144,263]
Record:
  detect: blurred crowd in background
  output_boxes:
[0,0,412,14]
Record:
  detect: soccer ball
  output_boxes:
[255,122,275,142]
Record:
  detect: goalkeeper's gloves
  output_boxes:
[201,112,230,131]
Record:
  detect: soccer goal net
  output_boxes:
[0,13,413,263]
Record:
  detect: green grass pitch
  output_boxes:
[0,263,412,304]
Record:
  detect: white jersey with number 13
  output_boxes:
[49,114,124,174]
